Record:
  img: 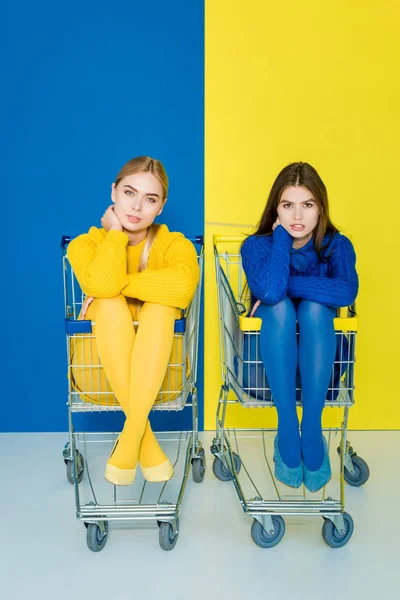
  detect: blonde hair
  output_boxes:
[115,155,168,197]
[115,156,168,315]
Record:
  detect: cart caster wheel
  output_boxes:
[159,518,179,551]
[66,450,84,484]
[212,452,241,482]
[210,443,220,455]
[322,512,354,548]
[192,449,206,483]
[86,521,108,552]
[344,456,370,487]
[251,516,285,548]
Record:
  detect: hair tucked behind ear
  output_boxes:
[130,223,161,316]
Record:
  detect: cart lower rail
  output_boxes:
[78,503,179,522]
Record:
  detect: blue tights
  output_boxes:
[255,298,336,470]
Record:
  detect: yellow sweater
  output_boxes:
[67,224,200,309]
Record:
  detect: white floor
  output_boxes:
[1,431,399,599]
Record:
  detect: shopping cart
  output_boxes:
[61,235,204,552]
[211,235,369,548]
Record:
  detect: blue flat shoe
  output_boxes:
[273,435,303,488]
[303,436,332,493]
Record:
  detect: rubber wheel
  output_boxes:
[66,450,84,484]
[159,519,179,551]
[322,512,354,548]
[251,516,285,548]
[212,452,242,482]
[344,455,370,487]
[192,449,206,483]
[86,522,108,552]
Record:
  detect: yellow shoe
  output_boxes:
[104,462,137,486]
[104,436,137,486]
[140,459,174,483]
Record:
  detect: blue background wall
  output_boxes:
[1,1,204,432]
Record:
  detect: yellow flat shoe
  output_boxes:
[140,459,174,483]
[104,436,137,486]
[104,463,137,486]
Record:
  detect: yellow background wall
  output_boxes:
[205,0,400,430]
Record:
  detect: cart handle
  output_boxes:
[61,234,203,249]
[213,234,244,244]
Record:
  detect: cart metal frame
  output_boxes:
[211,235,369,548]
[61,235,204,551]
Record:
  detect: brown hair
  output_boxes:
[249,161,338,254]
[115,156,168,315]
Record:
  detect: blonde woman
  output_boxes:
[67,156,200,486]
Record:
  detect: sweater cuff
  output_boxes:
[273,224,293,248]
[105,229,129,245]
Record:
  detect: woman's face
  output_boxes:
[111,171,165,233]
[277,185,320,246]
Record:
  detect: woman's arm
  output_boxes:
[286,235,358,307]
[67,228,129,298]
[241,225,293,305]
[121,237,200,309]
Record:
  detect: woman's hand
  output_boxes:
[81,296,94,319]
[272,217,281,231]
[101,205,123,232]
[250,299,261,317]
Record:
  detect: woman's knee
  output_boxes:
[92,294,129,317]
[138,302,179,323]
[297,300,336,325]
[95,294,126,303]
[255,296,296,327]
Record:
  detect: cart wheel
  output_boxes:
[192,449,206,483]
[212,453,241,482]
[159,519,179,551]
[86,522,108,552]
[251,516,285,548]
[322,512,354,548]
[344,456,370,487]
[66,450,84,484]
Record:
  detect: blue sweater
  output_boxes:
[241,225,358,308]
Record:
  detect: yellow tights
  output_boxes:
[93,295,177,485]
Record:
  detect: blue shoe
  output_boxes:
[303,436,332,493]
[273,435,303,488]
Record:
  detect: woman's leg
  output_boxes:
[94,297,176,483]
[98,301,176,484]
[297,300,336,471]
[93,295,136,415]
[256,298,301,468]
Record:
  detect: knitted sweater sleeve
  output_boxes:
[67,228,129,298]
[121,236,200,309]
[287,235,358,307]
[240,226,293,305]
